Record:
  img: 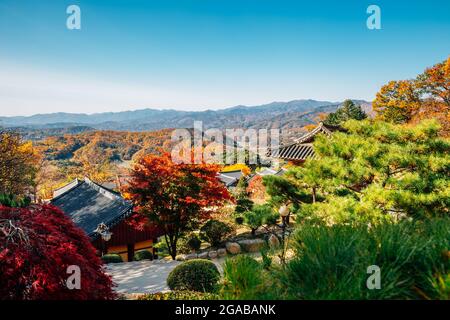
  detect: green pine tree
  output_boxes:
[324,99,367,126]
[269,119,449,224]
[234,176,254,217]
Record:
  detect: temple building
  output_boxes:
[270,122,342,164]
[51,177,163,262]
[255,167,287,177]
[218,170,246,188]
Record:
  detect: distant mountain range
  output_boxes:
[0,99,372,132]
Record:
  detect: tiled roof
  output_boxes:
[256,168,278,176]
[51,177,133,238]
[293,122,334,144]
[270,122,340,161]
[246,167,287,184]
[270,143,317,161]
[53,179,80,198]
[218,170,244,187]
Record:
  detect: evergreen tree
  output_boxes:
[262,174,312,210]
[288,119,449,223]
[0,193,31,208]
[324,99,367,126]
[234,176,254,215]
[233,177,278,236]
[243,204,278,236]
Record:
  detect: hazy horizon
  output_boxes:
[1,97,354,118]
[1,0,449,117]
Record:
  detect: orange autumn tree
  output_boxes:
[247,175,267,203]
[123,153,231,260]
[373,56,450,135]
[0,131,40,197]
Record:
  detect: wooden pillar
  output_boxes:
[103,239,108,256]
[127,243,135,262]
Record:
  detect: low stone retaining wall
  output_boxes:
[175,237,278,261]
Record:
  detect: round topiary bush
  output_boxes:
[134,250,153,261]
[167,259,220,293]
[200,220,234,247]
[101,254,123,264]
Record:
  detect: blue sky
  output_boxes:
[0,0,449,116]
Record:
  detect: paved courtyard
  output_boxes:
[106,258,226,294]
[106,259,181,294]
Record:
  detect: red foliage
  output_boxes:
[0,204,115,300]
[123,153,232,259]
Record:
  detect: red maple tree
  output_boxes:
[0,204,115,300]
[123,153,232,259]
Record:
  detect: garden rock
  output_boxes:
[226,242,241,254]
[208,250,218,259]
[198,251,209,259]
[268,234,281,248]
[185,253,198,260]
[217,248,227,257]
[238,239,266,252]
[175,254,186,261]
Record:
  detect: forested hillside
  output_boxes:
[34,129,176,198]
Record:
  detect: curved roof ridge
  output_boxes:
[83,177,131,206]
[218,173,236,179]
[52,178,81,200]
[294,122,333,144]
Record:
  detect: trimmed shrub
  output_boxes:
[218,218,450,300]
[200,220,234,247]
[139,290,219,300]
[101,254,123,264]
[280,219,450,299]
[167,259,220,293]
[178,234,202,254]
[134,250,153,261]
[220,255,267,300]
[186,235,202,252]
